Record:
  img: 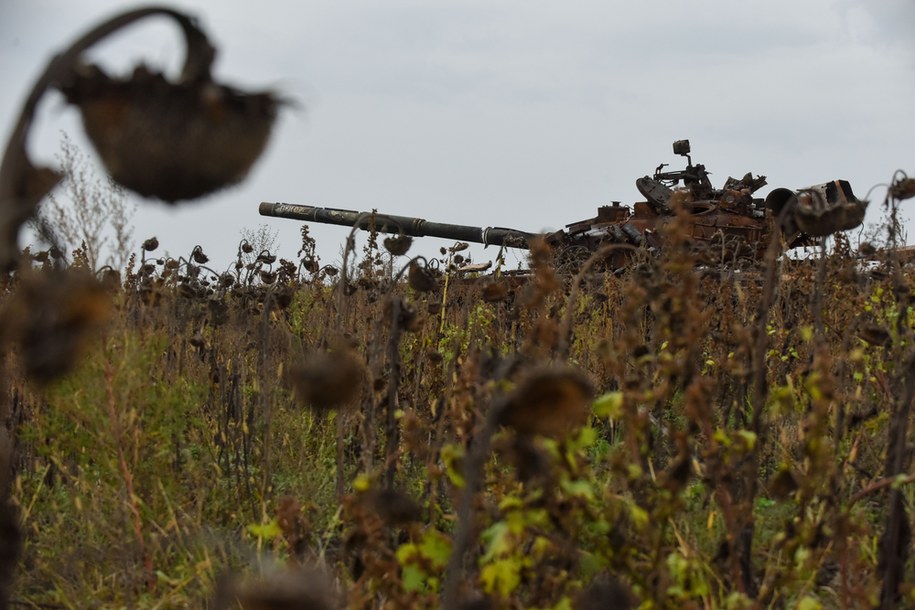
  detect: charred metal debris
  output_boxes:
[260,140,868,272]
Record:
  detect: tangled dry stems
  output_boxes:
[1,191,914,608]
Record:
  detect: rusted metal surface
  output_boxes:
[765,179,865,237]
[259,140,867,270]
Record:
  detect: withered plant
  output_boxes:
[32,134,136,271]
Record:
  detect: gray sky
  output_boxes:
[2,0,914,270]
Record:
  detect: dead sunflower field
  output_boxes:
[3,6,912,608]
[1,191,915,609]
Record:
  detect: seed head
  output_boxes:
[889,176,915,201]
[497,365,594,438]
[287,348,365,410]
[361,488,422,526]
[383,235,413,256]
[482,281,509,303]
[62,61,280,202]
[408,261,438,293]
[4,271,111,384]
[192,246,209,264]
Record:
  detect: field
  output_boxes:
[2,200,915,609]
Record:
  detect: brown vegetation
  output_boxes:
[1,180,914,608]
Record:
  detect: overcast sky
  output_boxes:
[2,0,914,270]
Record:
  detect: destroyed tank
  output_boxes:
[259,140,866,270]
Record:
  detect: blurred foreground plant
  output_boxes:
[0,5,282,270]
[0,6,285,606]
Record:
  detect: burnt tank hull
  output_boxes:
[258,140,867,270]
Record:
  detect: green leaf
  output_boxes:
[579,550,606,578]
[401,564,426,592]
[626,463,643,479]
[593,391,623,419]
[396,531,450,593]
[498,495,523,512]
[550,597,573,610]
[420,530,452,568]
[398,530,451,568]
[629,503,650,530]
[246,518,281,540]
[395,542,419,564]
[441,443,465,488]
[756,497,776,509]
[799,325,814,342]
[736,430,757,451]
[515,507,550,530]
[725,592,754,610]
[561,478,594,500]
[353,473,372,492]
[531,535,551,559]
[571,425,597,450]
[480,558,521,598]
[797,596,823,610]
[481,521,511,562]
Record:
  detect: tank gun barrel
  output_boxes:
[259,202,537,248]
